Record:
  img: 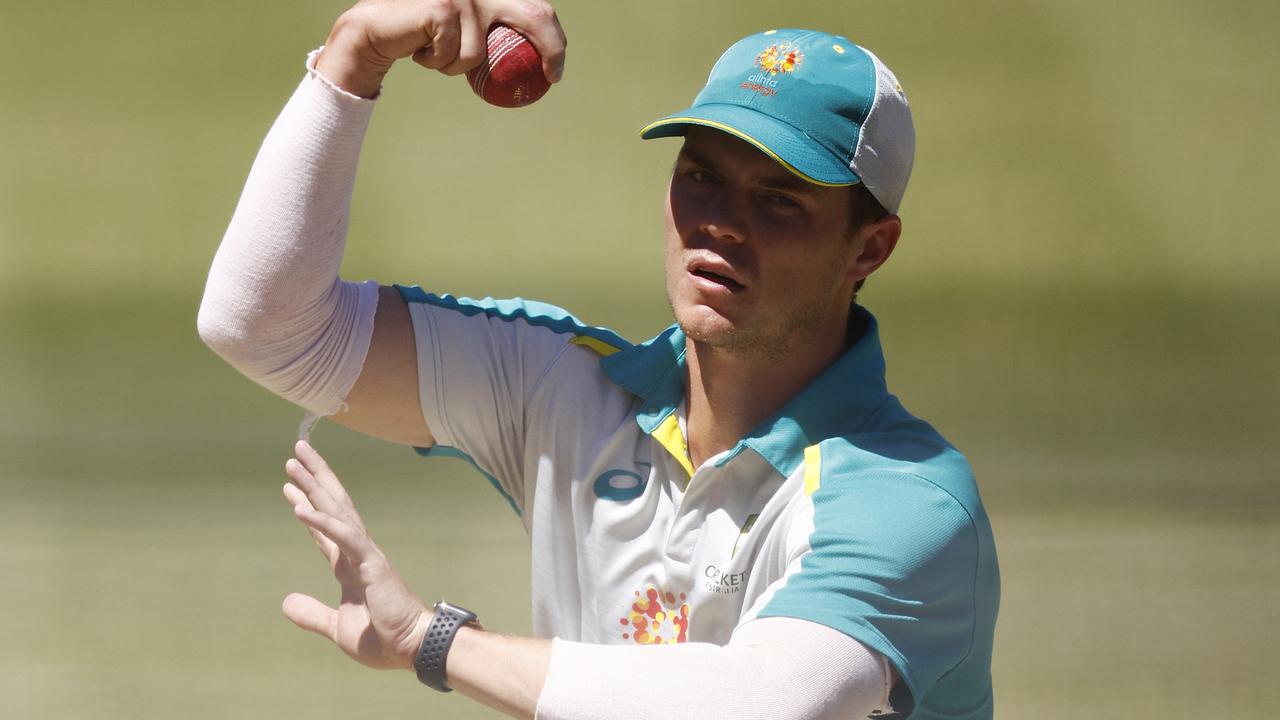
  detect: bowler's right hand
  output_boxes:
[316,0,567,98]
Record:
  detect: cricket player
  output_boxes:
[198,1,1000,718]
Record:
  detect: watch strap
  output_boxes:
[414,601,479,692]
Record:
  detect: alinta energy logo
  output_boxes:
[618,586,690,644]
[743,43,805,97]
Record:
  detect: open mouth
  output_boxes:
[691,268,745,292]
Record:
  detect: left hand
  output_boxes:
[281,440,429,670]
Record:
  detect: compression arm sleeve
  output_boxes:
[535,617,894,720]
[197,50,379,417]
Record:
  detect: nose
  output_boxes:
[697,190,747,245]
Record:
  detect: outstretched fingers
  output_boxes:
[284,457,341,517]
[289,441,366,529]
[284,482,339,562]
[293,502,377,564]
[282,480,314,512]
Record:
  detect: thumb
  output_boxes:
[282,592,337,641]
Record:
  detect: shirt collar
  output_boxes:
[600,306,891,477]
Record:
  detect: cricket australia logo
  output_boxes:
[743,43,804,96]
[703,564,749,595]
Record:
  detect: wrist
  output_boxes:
[316,13,392,98]
[404,609,434,671]
[413,601,482,691]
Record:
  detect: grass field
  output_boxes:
[3,1,1278,718]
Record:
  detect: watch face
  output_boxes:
[437,597,481,625]
[436,601,478,623]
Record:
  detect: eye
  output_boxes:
[687,169,717,185]
[762,192,801,210]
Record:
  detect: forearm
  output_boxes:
[197,51,379,415]
[199,1,567,417]
[448,628,552,719]
[282,445,889,720]
[438,618,889,720]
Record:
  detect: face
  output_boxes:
[664,127,865,356]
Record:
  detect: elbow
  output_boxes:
[196,292,253,366]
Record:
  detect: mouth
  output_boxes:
[687,260,746,293]
[690,268,745,292]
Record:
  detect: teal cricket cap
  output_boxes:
[641,29,915,214]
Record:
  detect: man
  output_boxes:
[198,1,999,718]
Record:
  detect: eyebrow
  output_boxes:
[676,145,718,171]
[677,144,820,195]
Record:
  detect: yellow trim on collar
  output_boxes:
[570,335,622,357]
[639,117,854,189]
[803,444,822,496]
[652,414,695,478]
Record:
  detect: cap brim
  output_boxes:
[640,103,860,188]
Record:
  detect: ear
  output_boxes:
[848,214,901,284]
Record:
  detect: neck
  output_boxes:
[683,322,851,469]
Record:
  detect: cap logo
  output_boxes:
[743,43,804,97]
[755,43,804,75]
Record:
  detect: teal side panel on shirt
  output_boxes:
[759,434,999,720]
[414,444,521,517]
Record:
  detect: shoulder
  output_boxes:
[392,286,637,447]
[818,396,986,519]
[807,437,980,567]
[767,398,1000,714]
[394,285,631,355]
[803,402,997,577]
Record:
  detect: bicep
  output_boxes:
[331,285,434,447]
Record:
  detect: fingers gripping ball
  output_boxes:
[466,25,551,108]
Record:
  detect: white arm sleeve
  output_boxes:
[197,50,380,417]
[535,617,894,720]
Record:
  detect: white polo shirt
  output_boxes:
[398,285,999,719]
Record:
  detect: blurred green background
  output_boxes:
[2,0,1277,717]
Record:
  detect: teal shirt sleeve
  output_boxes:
[759,444,997,719]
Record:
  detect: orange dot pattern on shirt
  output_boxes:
[619,586,689,644]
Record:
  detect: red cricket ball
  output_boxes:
[466,25,551,108]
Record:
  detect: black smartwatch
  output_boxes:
[414,601,480,692]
